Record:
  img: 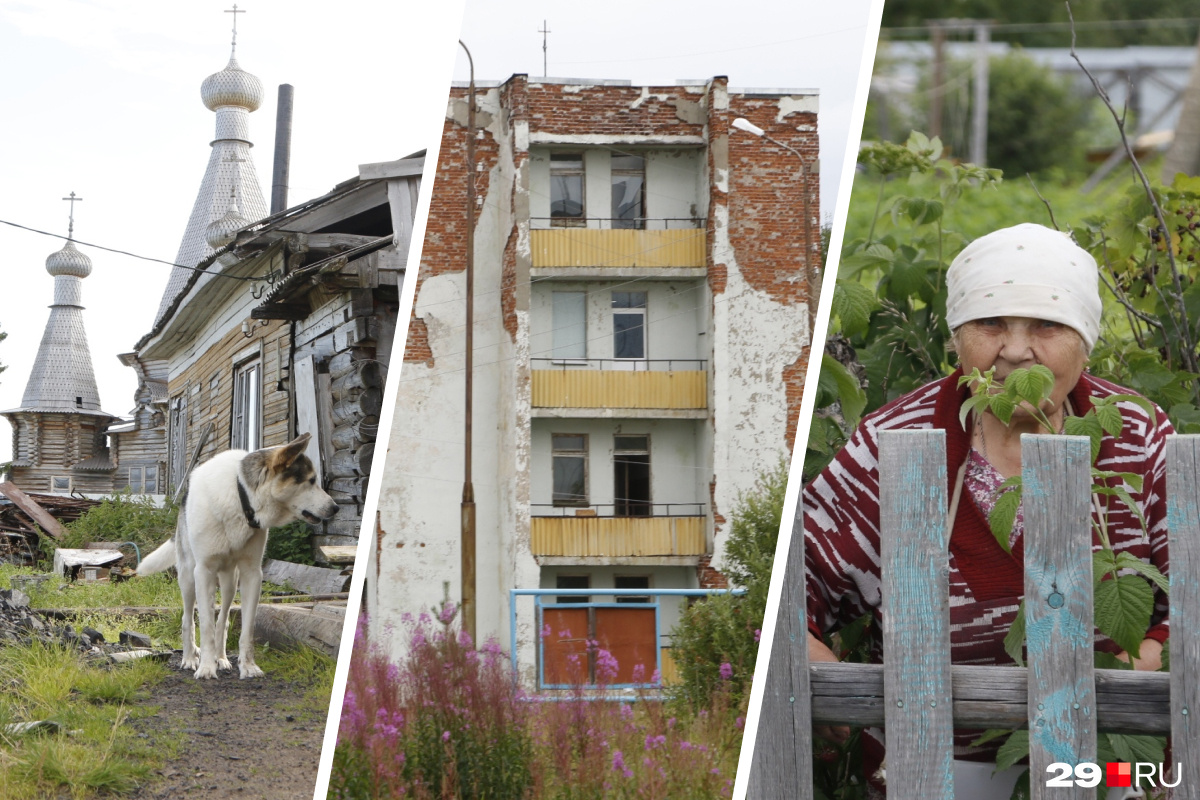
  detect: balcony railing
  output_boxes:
[529,219,705,269]
[530,504,707,557]
[531,359,707,409]
[530,217,703,230]
[532,503,705,517]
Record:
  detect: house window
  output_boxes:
[611,155,645,229]
[232,358,262,451]
[612,292,647,359]
[128,466,160,494]
[552,434,588,507]
[52,476,71,492]
[613,435,651,517]
[552,291,587,360]
[556,574,590,604]
[615,575,651,604]
[550,153,585,226]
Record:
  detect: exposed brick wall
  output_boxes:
[696,555,729,589]
[782,349,811,453]
[725,97,818,308]
[404,318,433,366]
[524,82,707,138]
[404,97,502,363]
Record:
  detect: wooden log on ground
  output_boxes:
[261,558,349,595]
[254,602,345,658]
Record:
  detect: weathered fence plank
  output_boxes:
[746,503,813,800]
[1167,435,1200,799]
[1022,435,1095,799]
[808,662,1171,733]
[880,430,955,799]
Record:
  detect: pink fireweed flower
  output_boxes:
[541,623,552,638]
[719,662,733,680]
[644,734,666,750]
[595,649,619,684]
[442,730,451,742]
[438,602,457,624]
[736,715,745,729]
[631,663,645,683]
[557,628,572,639]
[754,628,762,643]
[650,669,661,684]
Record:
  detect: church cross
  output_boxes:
[61,191,83,238]
[225,5,246,55]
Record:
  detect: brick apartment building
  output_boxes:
[369,74,817,686]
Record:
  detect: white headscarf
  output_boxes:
[945,222,1102,351]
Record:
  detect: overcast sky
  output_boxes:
[0,0,878,465]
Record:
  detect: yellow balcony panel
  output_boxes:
[531,228,705,269]
[532,369,706,409]
[531,516,707,558]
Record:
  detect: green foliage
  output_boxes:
[58,493,177,556]
[984,53,1091,177]
[265,521,316,565]
[669,462,788,710]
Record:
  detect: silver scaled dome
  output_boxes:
[205,200,247,250]
[201,56,263,111]
[45,240,92,278]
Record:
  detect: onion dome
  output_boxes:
[201,56,263,111]
[205,197,247,251]
[45,240,92,278]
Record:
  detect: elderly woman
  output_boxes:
[802,223,1170,799]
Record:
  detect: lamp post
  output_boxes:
[731,117,819,335]
[460,40,477,641]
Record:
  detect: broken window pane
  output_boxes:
[550,154,585,225]
[611,154,645,229]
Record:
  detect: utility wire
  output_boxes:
[0,218,270,282]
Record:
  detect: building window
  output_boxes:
[611,154,645,229]
[615,575,651,603]
[168,393,188,492]
[612,292,647,359]
[552,434,588,507]
[556,574,590,604]
[613,435,651,517]
[127,466,160,494]
[552,291,587,360]
[550,153,585,226]
[52,476,71,492]
[232,358,262,451]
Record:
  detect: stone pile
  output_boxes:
[0,588,164,661]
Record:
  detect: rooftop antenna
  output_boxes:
[225,4,245,57]
[539,20,550,76]
[62,191,83,239]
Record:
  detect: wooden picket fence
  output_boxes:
[748,431,1200,800]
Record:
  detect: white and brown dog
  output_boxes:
[139,434,338,678]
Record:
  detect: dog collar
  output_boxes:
[237,478,263,529]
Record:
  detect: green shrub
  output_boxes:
[57,493,177,556]
[265,521,316,565]
[669,461,788,711]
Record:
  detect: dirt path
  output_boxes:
[128,653,330,800]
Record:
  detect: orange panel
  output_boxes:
[542,607,590,685]
[595,607,657,685]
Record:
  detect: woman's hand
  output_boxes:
[809,633,852,743]
[1116,638,1163,671]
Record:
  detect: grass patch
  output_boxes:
[258,644,337,719]
[0,643,170,799]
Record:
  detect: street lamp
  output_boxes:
[730,117,820,334]
[460,40,477,641]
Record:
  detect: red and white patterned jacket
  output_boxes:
[802,368,1171,664]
